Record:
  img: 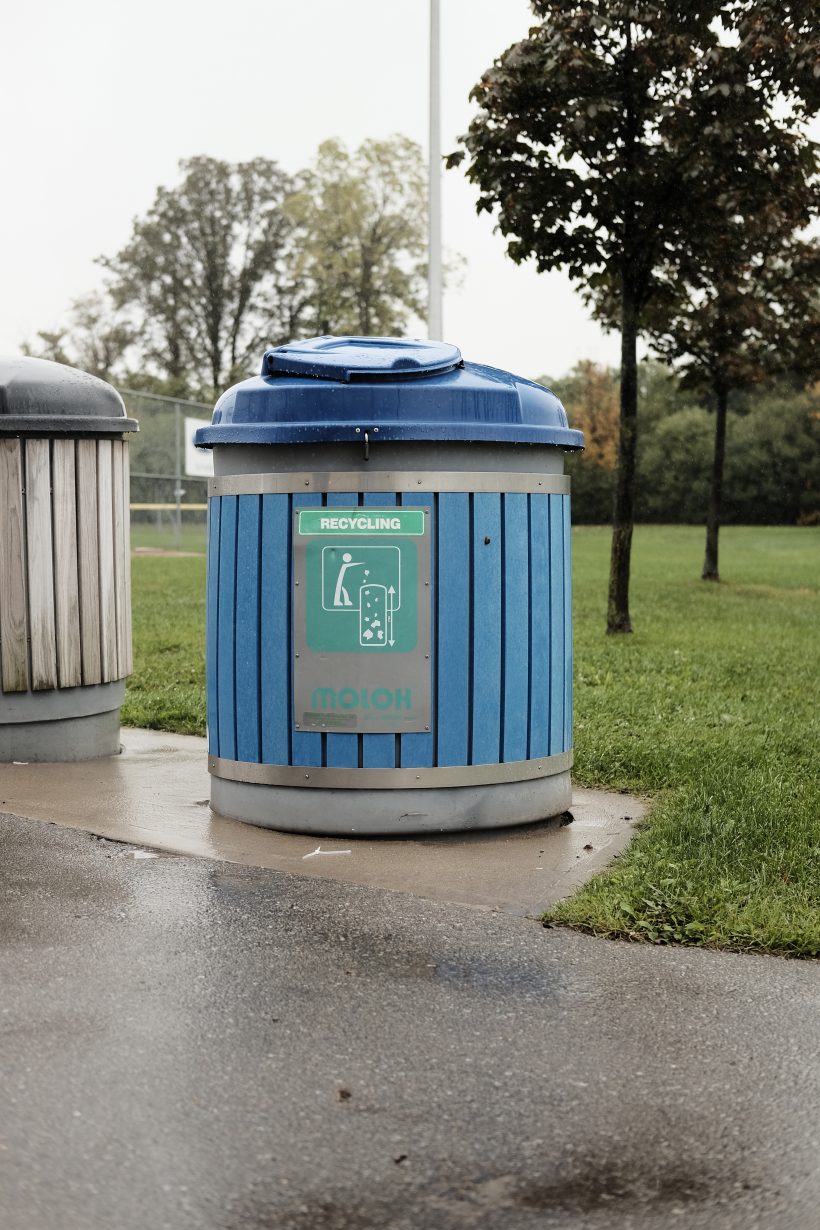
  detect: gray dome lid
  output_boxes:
[0,356,138,435]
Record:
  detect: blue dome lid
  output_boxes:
[195,336,583,450]
[265,335,462,381]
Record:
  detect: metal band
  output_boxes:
[209,471,570,497]
[208,750,573,790]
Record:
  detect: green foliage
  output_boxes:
[287,137,427,337]
[723,385,820,525]
[548,524,820,957]
[23,292,134,382]
[450,1,820,627]
[553,362,820,525]
[28,138,428,398]
[636,407,713,522]
[103,156,297,398]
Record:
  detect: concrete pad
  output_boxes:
[0,726,644,916]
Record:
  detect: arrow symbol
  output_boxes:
[387,586,396,646]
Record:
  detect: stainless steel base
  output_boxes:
[210,770,573,836]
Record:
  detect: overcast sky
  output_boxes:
[2,1,623,381]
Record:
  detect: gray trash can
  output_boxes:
[0,357,138,761]
[197,336,584,835]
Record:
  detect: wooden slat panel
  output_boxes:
[501,493,530,762]
[399,491,435,770]
[217,495,238,761]
[471,492,502,765]
[76,440,101,685]
[362,492,396,769]
[52,440,82,688]
[290,492,322,767]
[563,496,573,752]
[436,492,469,766]
[206,497,222,756]
[25,439,57,691]
[111,440,127,679]
[260,494,290,765]
[0,439,28,692]
[121,444,133,675]
[548,494,565,755]
[528,494,550,759]
[97,441,117,682]
[235,495,262,763]
[324,492,359,769]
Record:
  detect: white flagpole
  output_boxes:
[428,0,443,341]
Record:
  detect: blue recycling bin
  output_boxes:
[196,336,584,835]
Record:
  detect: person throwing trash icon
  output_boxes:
[333,553,367,607]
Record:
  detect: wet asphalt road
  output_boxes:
[0,811,818,1230]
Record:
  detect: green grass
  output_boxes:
[552,525,819,957]
[130,522,207,553]
[123,526,820,956]
[121,555,206,735]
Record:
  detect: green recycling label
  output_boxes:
[297,508,425,537]
[292,506,431,734]
[305,538,416,653]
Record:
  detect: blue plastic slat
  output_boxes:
[362,492,397,769]
[235,496,262,762]
[502,493,530,762]
[528,494,550,760]
[399,491,434,769]
[548,495,565,755]
[436,493,470,766]
[217,496,238,761]
[471,493,502,765]
[260,494,291,765]
[206,497,221,755]
[563,496,573,753]
[324,491,360,769]
[291,492,323,767]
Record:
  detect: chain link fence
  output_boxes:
[121,390,211,553]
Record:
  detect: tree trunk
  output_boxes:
[607,282,639,634]
[702,385,728,581]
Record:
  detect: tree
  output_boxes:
[448,1,820,632]
[548,360,620,470]
[554,362,820,526]
[288,137,427,337]
[102,156,297,398]
[644,235,820,579]
[23,291,133,382]
[542,362,620,522]
[30,139,431,396]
